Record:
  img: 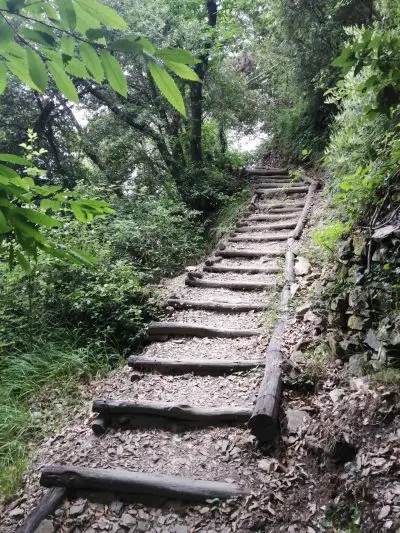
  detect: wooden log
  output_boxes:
[292,181,317,239]
[203,265,279,274]
[216,249,285,259]
[185,278,276,291]
[16,488,66,533]
[91,416,108,436]
[257,205,304,213]
[248,168,288,176]
[228,234,291,242]
[165,299,267,312]
[252,182,307,189]
[255,186,309,195]
[41,465,250,501]
[93,400,253,425]
[248,285,290,442]
[250,177,300,183]
[204,255,223,266]
[128,356,265,375]
[285,238,296,284]
[235,222,296,232]
[246,213,298,221]
[148,321,261,338]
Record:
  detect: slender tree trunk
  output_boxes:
[189,0,217,163]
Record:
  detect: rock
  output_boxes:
[348,353,368,376]
[365,329,380,352]
[372,225,395,241]
[338,238,353,260]
[303,310,322,325]
[258,458,276,473]
[185,265,197,273]
[330,294,349,313]
[174,526,189,533]
[69,499,87,517]
[120,512,136,529]
[329,388,345,403]
[347,315,365,331]
[286,409,310,434]
[331,436,357,465]
[379,505,391,520]
[295,256,311,276]
[290,351,307,365]
[9,507,25,518]
[97,516,110,530]
[295,303,311,317]
[352,233,367,258]
[35,520,54,533]
[327,332,345,359]
[137,521,147,532]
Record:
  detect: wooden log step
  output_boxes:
[228,234,291,242]
[235,222,296,232]
[248,168,288,176]
[93,400,252,426]
[148,321,261,338]
[256,205,303,213]
[251,177,297,183]
[16,488,66,533]
[246,213,298,221]
[216,249,285,259]
[255,186,309,195]
[127,356,265,375]
[166,299,267,311]
[252,182,307,189]
[41,465,249,501]
[203,265,280,274]
[185,278,276,291]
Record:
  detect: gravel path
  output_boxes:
[0,170,313,533]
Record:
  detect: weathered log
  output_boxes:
[248,168,288,176]
[216,249,285,259]
[203,265,279,274]
[245,213,298,221]
[257,205,304,213]
[255,186,309,195]
[148,321,261,338]
[235,222,296,232]
[228,233,291,242]
[91,416,108,436]
[204,255,223,266]
[292,181,317,239]
[93,400,252,425]
[128,356,265,375]
[41,465,250,501]
[16,488,66,533]
[165,299,267,312]
[185,278,276,291]
[252,182,307,189]
[248,285,290,442]
[285,238,296,284]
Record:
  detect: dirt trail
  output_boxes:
[1,169,316,533]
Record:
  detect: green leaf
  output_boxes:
[85,28,107,41]
[0,19,13,46]
[15,250,31,272]
[164,60,200,81]
[61,35,75,57]
[332,47,354,67]
[0,164,20,178]
[66,58,88,79]
[0,153,32,166]
[75,0,128,29]
[110,38,140,53]
[16,207,61,228]
[0,62,7,95]
[26,48,48,91]
[0,209,11,233]
[20,27,56,47]
[147,60,186,117]
[10,215,49,244]
[155,48,200,65]
[55,0,76,30]
[47,60,79,103]
[5,52,41,91]
[41,198,62,211]
[80,43,104,82]
[100,50,127,97]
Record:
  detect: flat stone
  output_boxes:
[303,310,322,325]
[35,520,55,533]
[69,499,87,517]
[372,225,395,241]
[258,458,276,473]
[174,526,189,533]
[120,512,136,529]
[329,388,345,403]
[137,521,147,532]
[348,353,368,376]
[9,507,25,518]
[378,505,391,519]
[109,500,124,516]
[365,329,380,351]
[295,303,311,317]
[295,256,311,276]
[286,408,310,434]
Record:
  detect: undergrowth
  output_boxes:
[0,335,117,501]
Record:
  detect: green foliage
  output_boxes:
[314,221,351,254]
[210,187,251,244]
[0,336,116,499]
